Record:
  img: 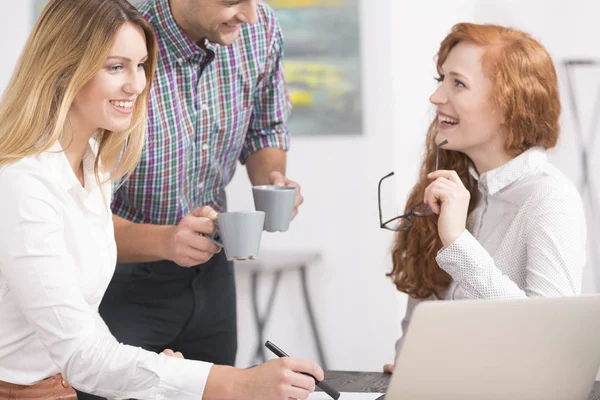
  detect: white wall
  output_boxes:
[0,1,31,94]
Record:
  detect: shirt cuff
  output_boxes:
[153,356,213,400]
[436,229,494,281]
[239,126,290,164]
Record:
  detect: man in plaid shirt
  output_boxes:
[100,0,303,368]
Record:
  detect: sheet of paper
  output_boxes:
[308,392,384,400]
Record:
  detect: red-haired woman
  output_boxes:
[384,22,585,372]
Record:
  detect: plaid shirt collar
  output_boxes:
[150,0,218,61]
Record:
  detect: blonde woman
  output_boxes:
[0,0,323,399]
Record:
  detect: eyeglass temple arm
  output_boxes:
[435,139,448,171]
[378,172,395,226]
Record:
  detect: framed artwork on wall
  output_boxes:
[265,0,363,135]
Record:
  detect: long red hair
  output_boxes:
[389,23,561,300]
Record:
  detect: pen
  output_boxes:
[265,340,341,400]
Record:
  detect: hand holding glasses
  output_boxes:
[378,140,448,231]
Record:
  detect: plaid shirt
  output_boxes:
[112,0,291,224]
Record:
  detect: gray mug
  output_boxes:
[252,185,297,232]
[210,211,265,261]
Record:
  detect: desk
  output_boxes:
[321,370,600,399]
[235,251,327,368]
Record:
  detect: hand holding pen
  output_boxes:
[266,340,341,400]
[230,349,325,400]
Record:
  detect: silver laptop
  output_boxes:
[385,295,600,400]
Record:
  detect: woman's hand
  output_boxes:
[383,363,395,374]
[202,357,324,400]
[204,358,324,400]
[424,170,470,247]
[240,357,323,400]
[162,349,184,359]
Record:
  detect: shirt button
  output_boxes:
[202,143,209,151]
[202,103,209,111]
[177,58,184,64]
[198,181,204,190]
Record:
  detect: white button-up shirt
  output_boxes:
[397,147,586,354]
[0,141,212,399]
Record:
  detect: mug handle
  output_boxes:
[203,220,223,248]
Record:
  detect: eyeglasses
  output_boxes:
[378,140,448,231]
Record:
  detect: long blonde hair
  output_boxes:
[389,23,560,300]
[0,0,157,183]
